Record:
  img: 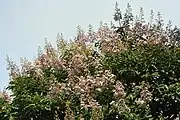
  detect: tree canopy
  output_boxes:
[1,2,180,120]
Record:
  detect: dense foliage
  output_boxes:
[1,2,180,120]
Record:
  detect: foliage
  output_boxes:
[1,2,180,120]
[104,44,180,119]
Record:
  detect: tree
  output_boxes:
[2,2,180,120]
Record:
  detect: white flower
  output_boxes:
[110,101,115,105]
[96,88,102,92]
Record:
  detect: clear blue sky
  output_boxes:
[0,0,179,90]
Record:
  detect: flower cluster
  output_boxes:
[0,90,11,103]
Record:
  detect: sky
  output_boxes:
[0,0,180,90]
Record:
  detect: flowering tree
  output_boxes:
[1,2,180,120]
